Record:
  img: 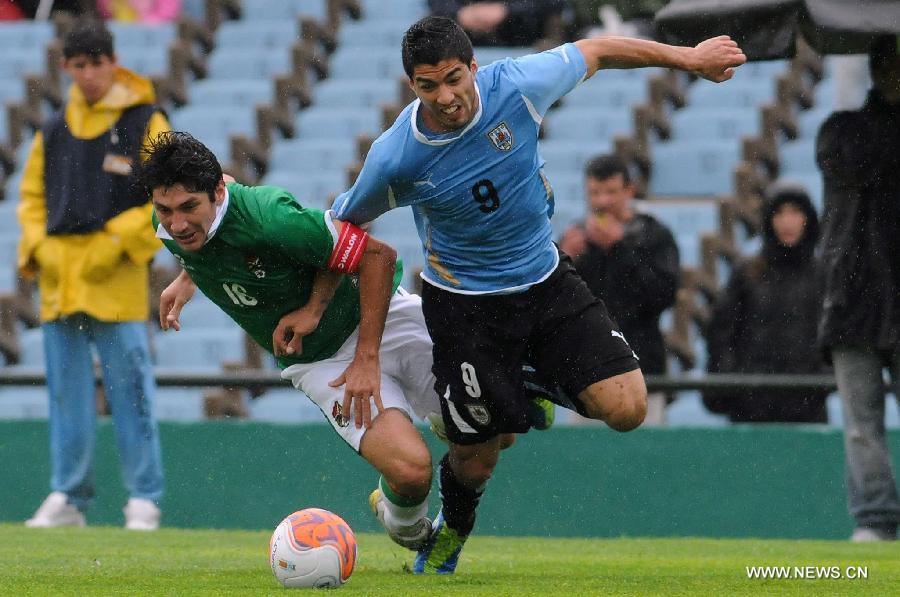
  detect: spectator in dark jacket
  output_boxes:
[428,0,566,47]
[702,183,827,423]
[560,154,679,423]
[816,35,900,542]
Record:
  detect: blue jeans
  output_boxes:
[43,315,164,511]
[832,347,900,532]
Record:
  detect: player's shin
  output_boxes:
[369,476,432,550]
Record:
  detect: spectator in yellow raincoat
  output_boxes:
[18,20,168,531]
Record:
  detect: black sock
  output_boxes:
[438,453,484,537]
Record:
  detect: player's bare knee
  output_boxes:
[498,433,516,450]
[386,457,432,499]
[580,371,647,431]
[450,441,501,488]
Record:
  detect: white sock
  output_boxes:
[380,477,428,529]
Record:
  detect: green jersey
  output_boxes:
[153,183,402,367]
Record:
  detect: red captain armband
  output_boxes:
[327,222,369,274]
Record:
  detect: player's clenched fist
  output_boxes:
[690,35,747,83]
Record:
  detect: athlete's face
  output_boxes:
[585,174,634,222]
[63,53,117,105]
[409,58,479,132]
[152,181,226,251]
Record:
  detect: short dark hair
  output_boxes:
[870,35,900,74]
[139,131,222,202]
[402,16,474,78]
[584,154,631,185]
[63,20,115,60]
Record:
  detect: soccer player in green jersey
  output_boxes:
[140,131,441,550]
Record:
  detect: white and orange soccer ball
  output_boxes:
[269,508,357,588]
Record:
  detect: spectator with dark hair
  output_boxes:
[17,20,168,530]
[702,183,827,423]
[559,154,679,424]
[428,0,567,47]
[816,35,900,542]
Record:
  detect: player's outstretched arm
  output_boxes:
[159,269,196,331]
[575,35,746,82]
[327,222,397,429]
[272,269,344,357]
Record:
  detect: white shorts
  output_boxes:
[281,290,441,451]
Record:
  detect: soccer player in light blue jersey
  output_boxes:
[332,16,746,573]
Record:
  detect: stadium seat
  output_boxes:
[774,174,823,211]
[337,20,413,48]
[238,0,326,21]
[0,21,53,50]
[294,106,382,139]
[0,49,45,79]
[671,108,760,140]
[328,48,405,80]
[261,170,346,208]
[249,388,326,423]
[539,139,613,174]
[115,45,169,77]
[0,387,49,419]
[687,78,776,108]
[778,139,817,174]
[542,108,632,141]
[108,23,176,47]
[170,105,258,143]
[797,105,832,138]
[189,78,273,107]
[207,47,292,79]
[178,294,238,330]
[215,21,298,49]
[649,139,741,197]
[641,199,718,237]
[358,0,426,21]
[562,78,648,108]
[312,79,398,108]
[473,46,530,65]
[268,138,356,174]
[153,388,206,421]
[153,327,246,368]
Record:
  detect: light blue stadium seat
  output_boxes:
[473,46,530,65]
[294,106,382,138]
[0,387,48,419]
[153,327,246,368]
[673,233,700,267]
[249,388,325,423]
[153,387,205,421]
[261,169,346,208]
[734,59,788,79]
[688,78,776,108]
[0,264,15,293]
[367,207,422,285]
[328,48,404,79]
[542,108,632,141]
[797,105,831,138]
[539,139,612,174]
[171,105,257,141]
[0,21,53,49]
[774,173,823,212]
[550,195,584,236]
[108,22,176,47]
[649,139,741,196]
[671,108,759,140]
[359,0,426,20]
[640,199,718,237]
[813,77,837,112]
[779,139,816,174]
[667,391,730,426]
[337,20,410,48]
[189,78,273,107]
[207,47,292,79]
[562,78,647,108]
[178,294,237,329]
[215,20,298,49]
[239,0,326,21]
[115,45,169,77]
[544,171,583,206]
[19,328,44,367]
[0,49,44,78]
[269,138,356,174]
[313,79,397,108]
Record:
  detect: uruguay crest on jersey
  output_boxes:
[487,122,513,151]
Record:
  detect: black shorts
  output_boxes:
[421,252,640,445]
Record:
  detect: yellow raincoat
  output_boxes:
[17,66,169,323]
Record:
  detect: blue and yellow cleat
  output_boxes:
[413,511,467,574]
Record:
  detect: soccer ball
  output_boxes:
[269,508,357,588]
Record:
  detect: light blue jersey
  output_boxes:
[332,43,588,294]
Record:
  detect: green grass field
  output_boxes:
[1,524,898,596]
